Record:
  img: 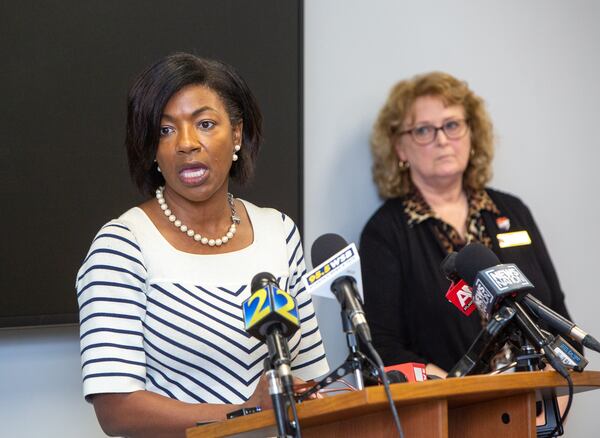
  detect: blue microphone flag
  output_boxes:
[243,282,300,341]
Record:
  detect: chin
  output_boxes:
[429,168,465,183]
[433,165,462,177]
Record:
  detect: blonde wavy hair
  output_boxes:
[371,72,494,198]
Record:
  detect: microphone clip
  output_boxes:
[297,310,376,402]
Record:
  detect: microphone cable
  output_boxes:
[549,373,573,437]
[365,342,405,438]
[288,391,302,438]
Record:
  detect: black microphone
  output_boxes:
[454,243,570,378]
[441,252,460,282]
[454,243,534,319]
[243,272,300,393]
[521,294,600,353]
[453,242,599,351]
[311,233,372,344]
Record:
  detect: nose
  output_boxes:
[176,123,201,154]
[434,127,449,146]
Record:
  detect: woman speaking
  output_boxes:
[76,53,328,437]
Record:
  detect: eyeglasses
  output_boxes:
[399,119,469,145]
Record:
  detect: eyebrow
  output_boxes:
[414,116,463,126]
[161,106,218,121]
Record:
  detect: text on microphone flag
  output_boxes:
[306,246,356,286]
[242,283,299,339]
[445,279,476,316]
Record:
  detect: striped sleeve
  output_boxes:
[282,214,329,380]
[76,221,148,400]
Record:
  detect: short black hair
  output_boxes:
[125,53,263,196]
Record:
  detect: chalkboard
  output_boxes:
[0,0,303,327]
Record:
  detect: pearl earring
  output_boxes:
[154,160,162,173]
[233,144,241,161]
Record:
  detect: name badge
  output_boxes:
[497,231,532,248]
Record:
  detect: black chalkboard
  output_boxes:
[0,0,303,327]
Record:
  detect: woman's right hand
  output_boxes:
[426,363,448,379]
[243,373,273,411]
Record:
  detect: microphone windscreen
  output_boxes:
[386,370,408,384]
[440,252,458,279]
[311,233,348,267]
[454,242,500,285]
[251,272,277,292]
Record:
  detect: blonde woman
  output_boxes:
[360,72,577,379]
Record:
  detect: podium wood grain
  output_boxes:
[187,370,600,438]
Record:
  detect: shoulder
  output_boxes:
[90,208,145,249]
[76,209,148,290]
[485,187,529,209]
[484,187,534,221]
[80,208,148,267]
[117,206,152,231]
[240,198,294,221]
[240,199,300,238]
[362,197,407,235]
[359,198,409,259]
[83,208,149,255]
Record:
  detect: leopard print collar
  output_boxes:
[403,187,500,253]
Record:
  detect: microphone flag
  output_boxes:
[242,282,299,341]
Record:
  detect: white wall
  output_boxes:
[0,326,105,437]
[304,0,600,436]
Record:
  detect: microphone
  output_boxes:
[385,370,408,384]
[242,272,300,392]
[441,252,460,283]
[385,363,427,382]
[442,252,477,316]
[521,294,600,353]
[305,234,405,436]
[449,244,600,353]
[453,243,570,378]
[305,233,372,344]
[454,243,534,319]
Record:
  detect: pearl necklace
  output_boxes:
[155,186,241,247]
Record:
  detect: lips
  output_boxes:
[178,163,209,186]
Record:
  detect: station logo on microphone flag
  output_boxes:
[242,283,299,340]
[303,242,364,300]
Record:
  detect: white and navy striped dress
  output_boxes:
[76,200,329,403]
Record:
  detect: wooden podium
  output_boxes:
[187,371,600,437]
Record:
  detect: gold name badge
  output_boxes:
[497,231,532,248]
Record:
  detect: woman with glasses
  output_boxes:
[359,72,576,378]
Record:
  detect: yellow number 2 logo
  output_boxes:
[246,288,270,329]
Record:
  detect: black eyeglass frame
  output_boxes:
[398,118,469,145]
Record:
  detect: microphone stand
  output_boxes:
[263,359,293,438]
[448,306,516,377]
[296,310,372,401]
[513,337,563,438]
[514,338,542,372]
[342,310,365,390]
[450,304,567,437]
